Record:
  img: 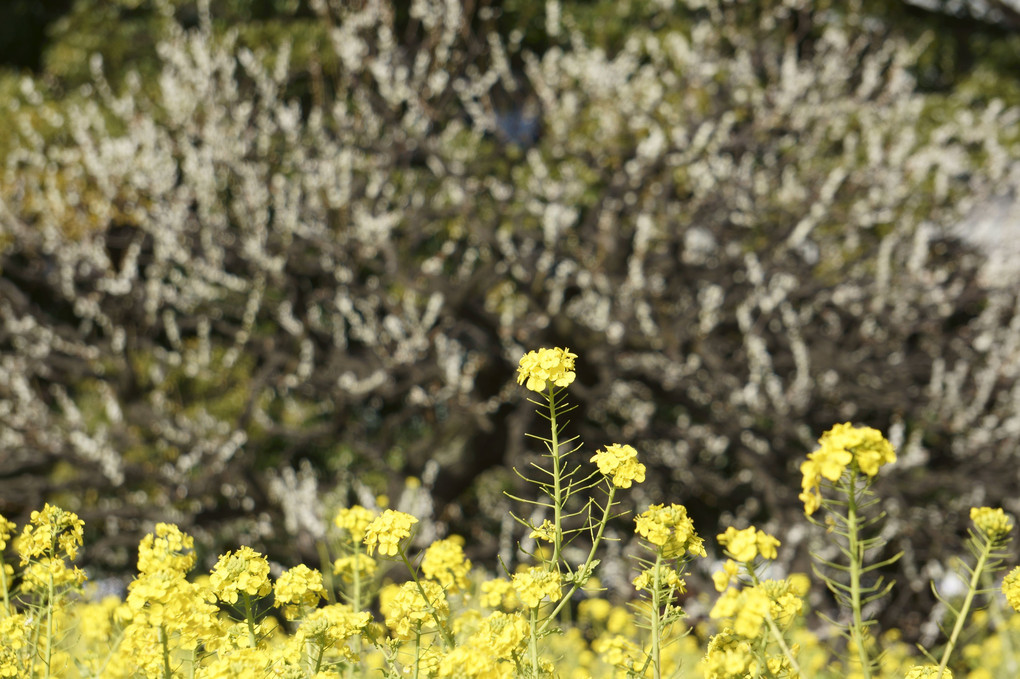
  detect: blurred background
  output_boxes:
[1,0,1019,643]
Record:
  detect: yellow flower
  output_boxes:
[590,443,646,488]
[702,630,756,678]
[292,603,371,661]
[209,545,272,604]
[712,559,740,592]
[473,611,529,660]
[529,520,556,542]
[1003,566,1020,612]
[904,666,953,679]
[800,423,896,515]
[421,536,472,593]
[593,634,640,668]
[632,564,685,593]
[380,580,448,639]
[15,503,84,563]
[512,567,562,608]
[0,515,15,551]
[634,503,706,559]
[517,347,577,393]
[970,507,1014,542]
[710,587,770,639]
[334,505,376,543]
[363,509,418,557]
[137,523,196,575]
[480,577,518,610]
[717,526,780,563]
[274,564,326,619]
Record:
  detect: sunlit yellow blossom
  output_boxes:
[0,614,28,678]
[593,634,640,669]
[0,515,15,551]
[20,557,87,592]
[517,347,577,392]
[480,577,518,610]
[380,580,448,639]
[702,630,757,678]
[422,536,472,592]
[710,587,770,639]
[970,507,1014,542]
[473,611,529,660]
[274,564,326,619]
[757,579,804,628]
[717,526,780,563]
[137,523,196,575]
[194,646,268,678]
[800,423,896,515]
[363,509,417,557]
[16,503,84,563]
[713,559,740,592]
[438,643,512,678]
[904,666,953,679]
[1003,566,1020,612]
[209,545,272,605]
[291,603,371,662]
[529,519,556,542]
[634,503,706,559]
[512,566,562,608]
[590,443,646,488]
[334,505,376,543]
[632,564,685,593]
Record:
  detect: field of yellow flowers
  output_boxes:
[2,348,1019,678]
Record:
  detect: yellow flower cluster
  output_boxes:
[512,566,563,608]
[334,504,376,542]
[332,552,377,583]
[904,666,953,678]
[516,347,577,392]
[209,545,273,604]
[1003,566,1020,612]
[970,506,1014,542]
[422,536,472,592]
[273,564,326,620]
[480,577,519,610]
[380,580,449,639]
[634,503,706,559]
[137,522,196,574]
[632,563,685,593]
[711,586,771,638]
[716,526,780,563]
[799,422,896,515]
[289,603,371,663]
[363,509,418,556]
[15,503,85,562]
[590,443,646,488]
[0,515,15,550]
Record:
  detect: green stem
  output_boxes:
[548,385,564,572]
[846,473,872,679]
[43,567,55,679]
[936,539,993,676]
[241,592,258,648]
[537,485,617,635]
[159,625,173,679]
[528,606,541,678]
[650,553,662,679]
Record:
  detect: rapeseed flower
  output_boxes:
[634,503,706,559]
[701,629,757,678]
[209,545,272,604]
[632,563,685,593]
[290,603,371,662]
[363,509,417,557]
[332,553,377,582]
[1003,565,1020,612]
[334,505,376,542]
[480,577,518,610]
[15,503,84,562]
[970,506,1014,542]
[474,611,529,660]
[0,514,15,550]
[137,522,196,575]
[590,443,646,488]
[711,586,770,639]
[517,347,577,392]
[512,566,562,608]
[381,580,448,639]
[274,564,326,619]
[799,423,896,515]
[905,666,953,678]
[712,559,740,592]
[716,526,780,563]
[422,536,472,592]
